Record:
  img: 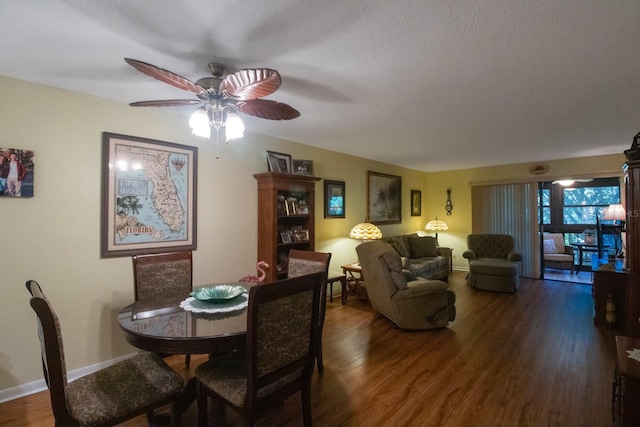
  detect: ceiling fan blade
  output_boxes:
[220,68,281,100]
[125,58,207,96]
[235,99,300,120]
[129,99,202,107]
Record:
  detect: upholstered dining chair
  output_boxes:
[543,232,575,273]
[287,249,331,375]
[195,271,326,427]
[132,250,192,367]
[25,280,184,427]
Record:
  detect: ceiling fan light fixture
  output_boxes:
[189,107,211,139]
[225,111,245,142]
[552,179,575,186]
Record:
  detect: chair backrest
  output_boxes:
[543,232,566,254]
[355,241,406,318]
[287,249,331,278]
[467,234,515,259]
[132,250,192,300]
[245,271,326,409]
[25,280,75,425]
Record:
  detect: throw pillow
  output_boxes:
[409,236,438,258]
[543,239,557,254]
[386,236,410,258]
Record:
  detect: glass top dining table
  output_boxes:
[117,283,254,356]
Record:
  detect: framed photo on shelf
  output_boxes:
[324,180,345,218]
[293,159,314,176]
[411,190,422,216]
[367,171,401,225]
[280,231,292,244]
[100,132,197,258]
[266,150,292,173]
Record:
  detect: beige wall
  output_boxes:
[0,74,627,396]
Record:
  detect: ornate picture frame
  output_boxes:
[367,171,401,225]
[101,132,197,258]
[324,180,345,218]
[411,190,422,216]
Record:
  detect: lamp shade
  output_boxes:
[349,222,382,240]
[602,204,626,222]
[425,218,448,232]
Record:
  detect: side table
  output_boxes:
[326,271,347,305]
[341,263,367,300]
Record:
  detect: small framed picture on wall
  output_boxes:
[324,180,345,218]
[411,190,422,216]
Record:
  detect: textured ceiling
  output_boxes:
[1,0,639,172]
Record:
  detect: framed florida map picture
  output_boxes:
[101,132,197,258]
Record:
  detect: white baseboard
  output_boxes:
[0,352,135,403]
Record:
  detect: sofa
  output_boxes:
[463,234,522,292]
[356,241,456,330]
[380,233,450,281]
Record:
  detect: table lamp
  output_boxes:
[602,203,626,257]
[425,217,448,245]
[349,222,382,242]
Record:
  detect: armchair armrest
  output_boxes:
[564,246,574,256]
[462,250,476,260]
[507,251,523,262]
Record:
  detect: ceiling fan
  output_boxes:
[124,58,300,144]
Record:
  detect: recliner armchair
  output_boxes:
[463,234,522,292]
[356,242,456,330]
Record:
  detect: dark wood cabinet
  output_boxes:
[254,172,321,283]
[623,161,640,339]
[614,336,640,426]
[593,270,628,332]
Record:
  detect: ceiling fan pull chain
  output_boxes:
[215,128,220,159]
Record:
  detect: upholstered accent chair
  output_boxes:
[132,250,192,367]
[463,234,522,292]
[287,249,331,375]
[25,280,184,427]
[355,242,456,330]
[195,272,326,427]
[543,232,574,273]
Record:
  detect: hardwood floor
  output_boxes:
[0,271,618,426]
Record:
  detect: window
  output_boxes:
[539,188,550,225]
[562,185,620,225]
[539,177,621,254]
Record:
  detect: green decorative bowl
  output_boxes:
[190,285,247,303]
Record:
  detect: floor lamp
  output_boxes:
[425,217,448,246]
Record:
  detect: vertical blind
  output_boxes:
[471,182,540,279]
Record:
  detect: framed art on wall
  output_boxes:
[367,171,401,225]
[101,132,197,258]
[411,190,422,216]
[0,148,35,198]
[324,180,345,218]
